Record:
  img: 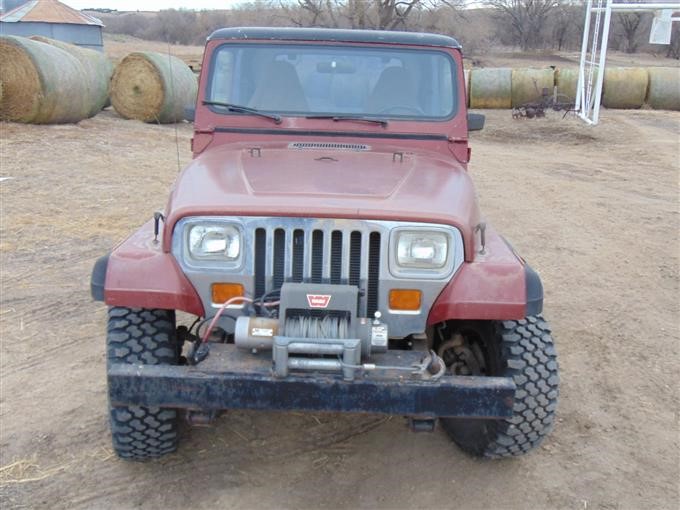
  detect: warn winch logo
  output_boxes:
[306,294,332,308]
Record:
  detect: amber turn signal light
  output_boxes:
[389,289,422,311]
[211,283,244,304]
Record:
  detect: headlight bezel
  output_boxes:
[183,220,244,269]
[389,226,458,279]
[176,217,462,280]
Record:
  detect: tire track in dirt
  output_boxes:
[29,414,391,508]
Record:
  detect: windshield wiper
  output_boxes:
[306,115,388,128]
[203,100,281,124]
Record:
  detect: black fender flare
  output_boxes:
[501,235,544,316]
[91,254,109,301]
[525,263,543,316]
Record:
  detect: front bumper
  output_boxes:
[108,344,515,419]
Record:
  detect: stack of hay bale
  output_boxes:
[0,35,112,123]
[467,66,679,111]
[1,36,676,122]
[0,35,197,124]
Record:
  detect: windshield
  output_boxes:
[207,43,458,121]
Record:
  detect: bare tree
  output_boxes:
[614,11,645,53]
[664,22,680,59]
[104,12,151,39]
[281,0,339,27]
[345,0,371,28]
[280,0,462,31]
[550,2,581,51]
[101,0,467,45]
[145,9,199,45]
[376,0,421,29]
[486,0,561,50]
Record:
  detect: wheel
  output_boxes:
[438,316,559,458]
[107,307,180,460]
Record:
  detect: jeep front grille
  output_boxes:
[173,216,465,339]
[251,224,381,317]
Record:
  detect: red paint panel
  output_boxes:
[162,142,481,259]
[104,220,204,316]
[428,227,526,323]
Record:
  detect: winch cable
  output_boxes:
[284,315,350,339]
[338,350,446,381]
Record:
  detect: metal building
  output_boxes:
[0,0,104,51]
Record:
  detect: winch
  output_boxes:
[234,282,389,379]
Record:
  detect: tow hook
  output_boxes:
[186,409,220,427]
[408,417,437,433]
[412,350,446,380]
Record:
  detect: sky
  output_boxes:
[61,0,247,10]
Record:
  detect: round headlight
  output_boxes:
[188,224,240,260]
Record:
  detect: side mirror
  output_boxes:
[184,105,196,122]
[468,113,485,131]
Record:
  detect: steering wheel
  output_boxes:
[376,105,425,115]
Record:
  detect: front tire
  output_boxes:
[107,307,180,460]
[440,315,559,458]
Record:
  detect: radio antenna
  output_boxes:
[167,39,182,173]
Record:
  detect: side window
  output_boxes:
[210,50,234,103]
[438,57,454,115]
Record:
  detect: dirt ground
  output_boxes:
[0,107,678,509]
[103,33,205,69]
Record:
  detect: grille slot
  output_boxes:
[367,232,381,318]
[292,229,305,283]
[311,230,323,283]
[330,230,342,284]
[254,228,266,298]
[349,231,362,288]
[273,229,285,290]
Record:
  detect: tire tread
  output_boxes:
[107,306,179,461]
[442,314,559,459]
[482,315,559,458]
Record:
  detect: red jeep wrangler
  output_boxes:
[92,27,558,460]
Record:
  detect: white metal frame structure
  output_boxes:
[576,1,680,125]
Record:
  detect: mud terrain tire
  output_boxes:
[441,315,559,458]
[107,307,179,460]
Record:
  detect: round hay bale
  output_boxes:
[511,68,555,107]
[30,36,113,117]
[646,67,680,111]
[555,68,578,99]
[111,51,198,123]
[0,35,91,123]
[469,68,512,109]
[556,67,601,106]
[602,67,648,109]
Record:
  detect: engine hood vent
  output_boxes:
[289,142,370,151]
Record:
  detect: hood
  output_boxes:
[164,142,480,257]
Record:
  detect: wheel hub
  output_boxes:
[437,332,486,376]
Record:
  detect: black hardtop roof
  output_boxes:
[207,27,461,49]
